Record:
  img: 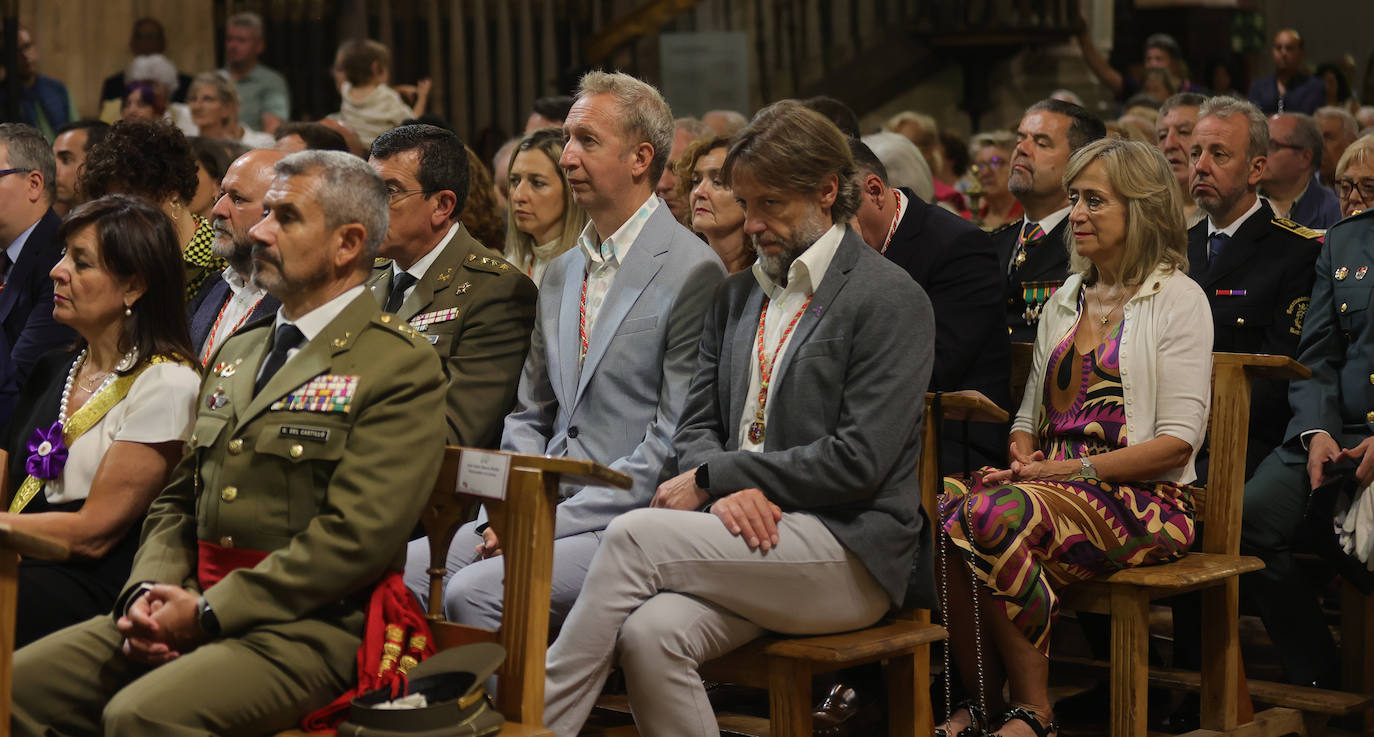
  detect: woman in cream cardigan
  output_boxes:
[936,138,1213,737]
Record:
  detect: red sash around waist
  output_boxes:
[196,539,269,590]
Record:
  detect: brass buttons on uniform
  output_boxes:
[1342,303,1349,313]
[227,438,243,455]
[1367,411,1374,424]
[380,314,393,323]
[1368,373,1374,384]
[290,443,304,459]
[221,486,238,502]
[220,536,234,548]
[1235,317,1245,326]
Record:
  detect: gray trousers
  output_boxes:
[544,508,891,737]
[403,519,602,630]
[10,614,348,737]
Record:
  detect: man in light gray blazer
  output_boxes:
[543,101,935,737]
[402,72,725,629]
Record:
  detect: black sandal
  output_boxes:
[935,699,993,737]
[997,705,1059,737]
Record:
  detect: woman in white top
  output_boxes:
[935,139,1213,737]
[1,195,200,647]
[186,72,275,149]
[504,128,588,286]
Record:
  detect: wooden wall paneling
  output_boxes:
[424,0,443,123]
[470,0,491,135]
[802,0,822,86]
[448,0,469,137]
[377,0,394,62]
[517,0,535,124]
[830,0,852,65]
[495,0,515,137]
[856,0,877,46]
[539,0,556,94]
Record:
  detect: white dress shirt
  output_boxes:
[204,266,269,363]
[737,222,845,451]
[575,194,658,359]
[385,221,461,305]
[259,284,366,383]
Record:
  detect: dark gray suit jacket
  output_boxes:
[675,227,936,607]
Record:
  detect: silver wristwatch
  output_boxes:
[1079,456,1099,479]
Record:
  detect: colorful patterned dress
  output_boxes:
[940,300,1196,654]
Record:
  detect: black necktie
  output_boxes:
[385,272,418,313]
[0,251,11,285]
[1207,232,1230,265]
[255,324,306,394]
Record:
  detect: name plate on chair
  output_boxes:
[455,449,511,500]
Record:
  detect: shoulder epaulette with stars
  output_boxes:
[464,252,515,274]
[1272,217,1322,240]
[371,312,428,345]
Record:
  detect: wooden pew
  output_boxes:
[280,448,630,737]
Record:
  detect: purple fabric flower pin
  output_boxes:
[25,421,68,480]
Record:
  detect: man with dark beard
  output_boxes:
[542,100,936,737]
[187,148,284,365]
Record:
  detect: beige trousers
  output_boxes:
[543,507,891,737]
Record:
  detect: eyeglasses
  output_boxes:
[1336,178,1374,203]
[0,168,33,178]
[385,187,430,203]
[970,157,1006,175]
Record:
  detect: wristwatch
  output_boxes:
[197,596,222,638]
[694,463,710,491]
[1079,456,1099,479]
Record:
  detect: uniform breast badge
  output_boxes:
[1337,266,1349,280]
[410,307,460,332]
[1358,267,1368,280]
[206,387,230,410]
[271,374,360,414]
[1020,280,1063,325]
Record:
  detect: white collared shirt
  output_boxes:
[1207,196,1264,238]
[204,266,270,363]
[737,222,845,450]
[576,194,658,351]
[3,215,39,285]
[1005,204,1071,272]
[386,221,461,305]
[258,284,365,383]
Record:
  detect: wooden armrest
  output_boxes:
[1212,353,1310,381]
[0,522,69,561]
[927,391,1010,424]
[446,447,634,490]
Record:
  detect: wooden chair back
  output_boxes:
[417,447,630,727]
[0,448,70,729]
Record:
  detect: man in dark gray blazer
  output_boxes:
[543,101,935,737]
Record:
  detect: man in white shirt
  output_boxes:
[402,72,724,633]
[188,148,285,365]
[542,100,935,737]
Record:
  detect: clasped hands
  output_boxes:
[650,468,781,551]
[116,584,207,666]
[1308,432,1374,489]
[983,443,1082,484]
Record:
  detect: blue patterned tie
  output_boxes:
[1207,232,1230,265]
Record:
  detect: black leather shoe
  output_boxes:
[812,682,881,737]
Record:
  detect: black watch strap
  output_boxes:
[695,463,710,491]
[197,596,222,637]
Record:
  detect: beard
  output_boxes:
[212,218,256,275]
[752,213,828,287]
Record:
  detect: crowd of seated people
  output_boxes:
[5,10,1374,737]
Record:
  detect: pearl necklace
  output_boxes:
[59,349,119,425]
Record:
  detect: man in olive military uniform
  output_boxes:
[366,124,536,447]
[992,99,1106,343]
[9,150,447,736]
[1186,96,1320,481]
[1234,208,1374,689]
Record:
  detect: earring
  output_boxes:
[124,305,132,317]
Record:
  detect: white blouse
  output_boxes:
[43,362,201,506]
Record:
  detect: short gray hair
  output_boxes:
[1315,106,1359,143]
[970,130,1016,155]
[0,123,55,203]
[1159,92,1207,119]
[575,71,674,182]
[126,54,179,94]
[1274,113,1323,173]
[191,72,240,108]
[275,150,388,262]
[228,11,264,39]
[861,131,934,203]
[1198,96,1269,162]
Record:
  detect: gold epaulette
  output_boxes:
[464,252,515,274]
[1272,217,1322,239]
[990,219,1019,235]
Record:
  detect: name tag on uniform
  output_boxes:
[271,374,359,414]
[410,308,459,331]
[280,425,331,442]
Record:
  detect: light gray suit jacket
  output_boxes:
[675,227,936,607]
[502,201,727,538]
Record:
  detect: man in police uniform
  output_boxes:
[1187,96,1320,480]
[366,124,536,447]
[992,99,1106,342]
[1236,207,1374,690]
[9,150,447,736]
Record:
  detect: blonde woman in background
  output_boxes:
[504,128,587,285]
